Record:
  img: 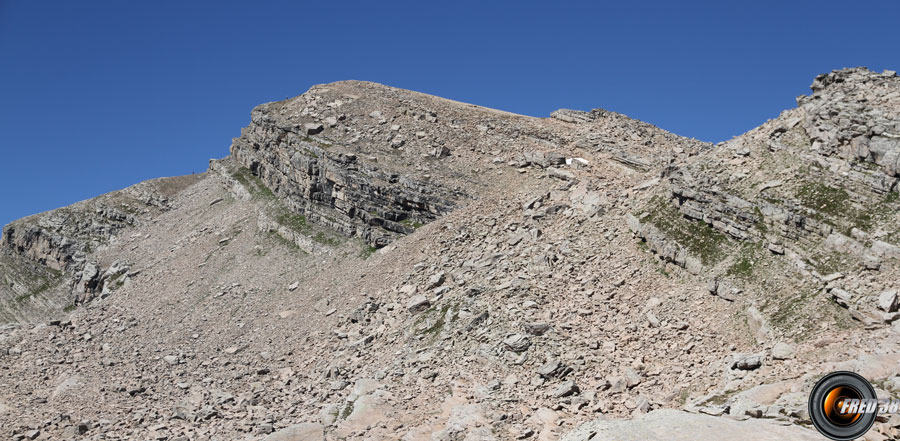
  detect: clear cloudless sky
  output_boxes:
[1,0,899,227]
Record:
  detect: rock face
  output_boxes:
[0,175,202,321]
[628,67,900,335]
[0,69,899,441]
[230,117,460,247]
[1,176,197,273]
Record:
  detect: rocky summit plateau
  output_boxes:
[2,67,900,441]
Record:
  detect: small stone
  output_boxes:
[503,334,530,352]
[304,123,324,135]
[732,354,763,370]
[623,368,642,388]
[288,281,300,291]
[537,359,571,379]
[524,322,550,336]
[427,272,446,289]
[831,288,853,308]
[607,376,627,394]
[163,355,179,365]
[406,295,430,314]
[821,272,844,283]
[878,290,899,312]
[547,167,575,181]
[552,380,579,398]
[771,342,794,360]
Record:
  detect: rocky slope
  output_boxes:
[0,67,898,441]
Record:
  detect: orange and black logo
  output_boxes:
[808,371,878,440]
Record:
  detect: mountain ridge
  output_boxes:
[1,67,899,441]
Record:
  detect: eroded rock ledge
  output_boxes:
[229,104,464,248]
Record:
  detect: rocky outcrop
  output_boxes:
[71,260,132,305]
[634,68,900,274]
[3,206,133,273]
[0,175,202,321]
[230,126,459,247]
[1,177,195,274]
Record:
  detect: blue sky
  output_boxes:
[1,1,898,227]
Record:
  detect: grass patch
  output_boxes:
[339,401,354,420]
[797,182,850,218]
[14,269,63,303]
[269,206,343,248]
[359,245,377,259]
[63,304,76,313]
[276,211,308,232]
[752,206,768,234]
[413,303,460,340]
[807,250,852,276]
[726,243,765,279]
[399,219,424,229]
[642,196,730,265]
[677,389,691,406]
[230,167,275,200]
[301,136,331,149]
[761,288,848,340]
[312,231,341,246]
[707,389,739,406]
[264,231,305,254]
[793,181,897,234]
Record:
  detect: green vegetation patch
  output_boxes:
[797,182,853,218]
[399,219,424,229]
[413,302,460,340]
[230,167,275,199]
[642,196,730,265]
[276,211,308,232]
[726,242,765,279]
[359,244,377,259]
[339,401,354,420]
[806,250,853,276]
[794,181,898,234]
[14,268,63,303]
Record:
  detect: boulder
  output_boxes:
[878,290,899,312]
[503,334,530,352]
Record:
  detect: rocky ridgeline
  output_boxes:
[226,80,528,248]
[553,108,710,172]
[229,80,708,249]
[628,68,900,319]
[0,175,201,314]
[1,178,190,273]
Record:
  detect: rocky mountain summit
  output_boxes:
[1,67,899,441]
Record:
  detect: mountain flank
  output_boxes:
[1,67,899,440]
